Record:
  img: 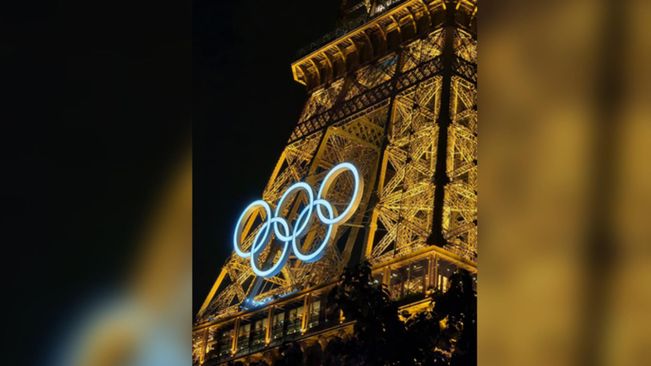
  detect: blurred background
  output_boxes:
[480,0,651,365]
[2,0,650,365]
[2,0,191,364]
[192,0,341,318]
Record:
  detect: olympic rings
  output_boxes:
[233,162,364,278]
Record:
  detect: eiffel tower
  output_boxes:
[194,1,477,364]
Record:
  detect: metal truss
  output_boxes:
[198,133,324,320]
[443,75,477,261]
[291,0,477,88]
[197,4,477,327]
[198,107,387,322]
[288,29,476,144]
[366,76,442,264]
[453,27,477,63]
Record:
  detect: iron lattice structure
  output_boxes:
[194,1,476,364]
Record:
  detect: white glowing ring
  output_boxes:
[250,217,290,278]
[273,182,313,242]
[316,162,363,225]
[232,162,363,278]
[233,200,271,259]
[292,199,334,263]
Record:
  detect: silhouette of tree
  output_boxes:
[274,341,304,366]
[325,261,477,366]
[217,262,475,365]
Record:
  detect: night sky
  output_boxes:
[4,0,190,364]
[193,0,340,315]
[4,0,340,362]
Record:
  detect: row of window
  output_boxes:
[374,257,475,301]
[198,257,475,361]
[206,300,321,359]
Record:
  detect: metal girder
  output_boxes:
[196,4,477,331]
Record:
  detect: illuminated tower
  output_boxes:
[194,1,477,364]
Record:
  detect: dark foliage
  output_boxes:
[218,261,475,366]
[325,261,477,366]
[275,341,305,366]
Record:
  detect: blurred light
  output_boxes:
[480,0,651,365]
[47,154,192,366]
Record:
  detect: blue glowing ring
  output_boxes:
[233,200,272,259]
[292,199,334,263]
[316,162,363,225]
[250,218,290,278]
[273,182,313,241]
[232,162,364,278]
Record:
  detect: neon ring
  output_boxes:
[232,162,364,277]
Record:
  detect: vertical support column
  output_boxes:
[427,254,436,291]
[282,307,289,337]
[301,294,310,334]
[362,51,403,262]
[428,5,455,247]
[436,255,442,291]
[421,261,428,296]
[231,318,240,355]
[265,306,273,345]
[364,208,380,258]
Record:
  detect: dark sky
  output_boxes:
[3,0,339,362]
[193,0,340,315]
[4,0,190,364]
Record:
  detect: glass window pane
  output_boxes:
[218,328,233,357]
[251,319,266,349]
[436,259,458,293]
[404,260,427,297]
[308,300,320,329]
[237,323,250,353]
[286,306,303,335]
[272,312,285,341]
[389,267,406,300]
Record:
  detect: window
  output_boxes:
[436,259,458,293]
[436,274,449,292]
[307,300,320,329]
[404,260,427,297]
[251,319,266,349]
[271,312,285,341]
[217,328,233,357]
[389,260,430,300]
[389,267,407,300]
[286,306,303,335]
[236,323,250,353]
